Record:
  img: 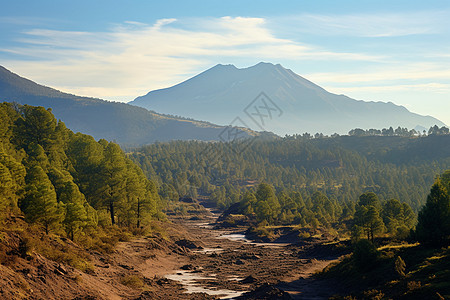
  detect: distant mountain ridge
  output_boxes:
[0,66,259,146]
[130,62,445,135]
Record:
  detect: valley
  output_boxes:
[161,207,345,299]
[0,202,346,299]
[2,2,450,299]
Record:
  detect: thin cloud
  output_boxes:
[306,63,450,84]
[1,16,383,100]
[329,83,450,94]
[279,10,450,37]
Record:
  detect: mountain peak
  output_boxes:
[130,62,445,135]
[212,63,238,69]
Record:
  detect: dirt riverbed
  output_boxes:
[142,208,347,300]
[0,209,346,299]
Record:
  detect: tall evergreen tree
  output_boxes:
[354,192,385,242]
[20,165,63,234]
[416,178,450,246]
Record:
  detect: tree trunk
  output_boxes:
[109,199,115,225]
[137,198,141,228]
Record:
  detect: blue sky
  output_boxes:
[1,0,449,126]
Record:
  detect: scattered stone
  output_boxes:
[119,264,134,270]
[180,264,196,270]
[192,269,203,273]
[241,275,257,284]
[156,278,170,285]
[175,239,201,249]
[179,196,195,203]
[57,264,68,274]
[240,253,260,260]
[239,283,292,299]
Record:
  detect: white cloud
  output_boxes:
[1,16,383,101]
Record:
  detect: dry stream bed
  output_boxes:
[158,211,345,300]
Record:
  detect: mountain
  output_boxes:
[130,62,445,135]
[0,66,259,146]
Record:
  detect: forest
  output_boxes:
[0,102,162,243]
[129,133,449,213]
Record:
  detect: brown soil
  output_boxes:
[0,210,346,299]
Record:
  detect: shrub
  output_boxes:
[394,255,406,277]
[18,237,34,258]
[352,239,379,271]
[120,275,144,288]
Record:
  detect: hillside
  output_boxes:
[130,62,445,135]
[0,66,258,146]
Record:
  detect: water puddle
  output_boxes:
[217,233,288,248]
[193,222,215,229]
[227,276,243,281]
[165,270,245,299]
[193,247,224,254]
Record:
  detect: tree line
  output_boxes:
[130,135,449,212]
[224,182,415,239]
[348,125,449,137]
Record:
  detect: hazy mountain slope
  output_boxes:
[0,66,257,145]
[131,62,445,135]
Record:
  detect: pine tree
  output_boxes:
[20,165,63,234]
[254,183,281,223]
[99,142,127,225]
[59,181,89,240]
[354,192,385,242]
[416,178,450,246]
[14,105,57,150]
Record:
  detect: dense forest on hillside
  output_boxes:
[129,134,450,212]
[0,102,162,243]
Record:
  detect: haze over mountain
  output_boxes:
[131,62,445,135]
[0,66,258,145]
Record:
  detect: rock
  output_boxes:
[119,264,134,270]
[175,239,201,249]
[240,253,260,260]
[54,269,65,276]
[240,283,292,299]
[241,275,257,284]
[180,264,195,270]
[156,278,170,285]
[179,196,195,203]
[192,269,203,273]
[57,264,68,274]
